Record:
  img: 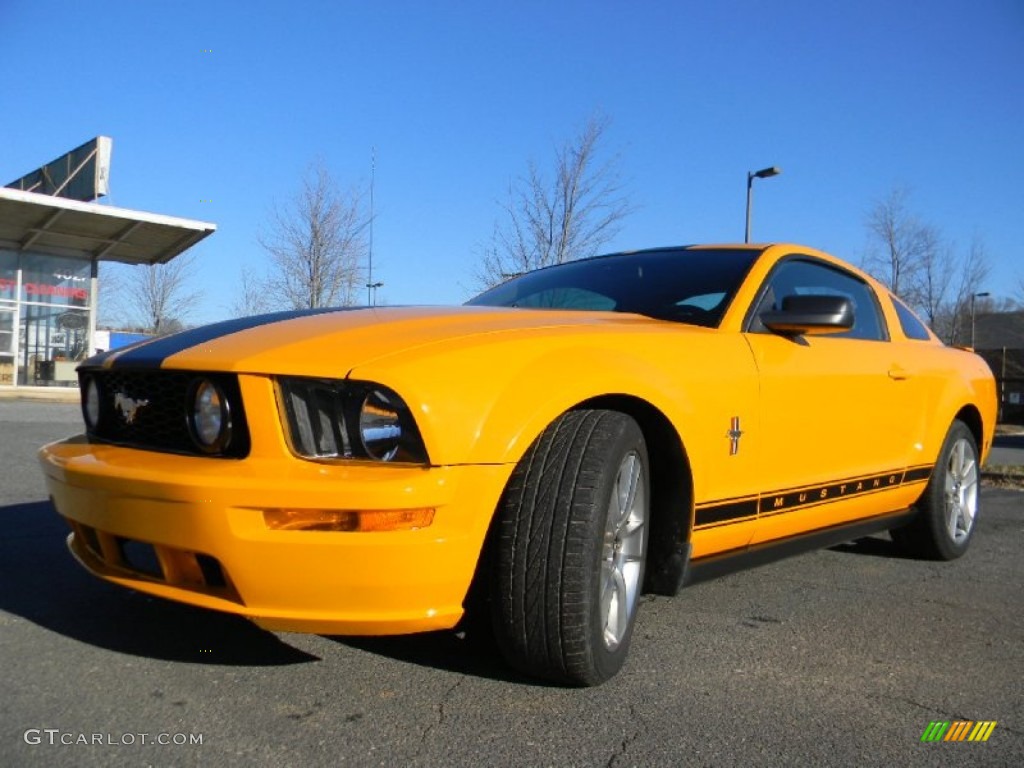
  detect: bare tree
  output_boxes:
[863,187,940,306]
[229,266,275,318]
[96,262,127,327]
[944,236,991,345]
[122,253,202,334]
[260,160,368,309]
[916,241,956,331]
[476,114,633,288]
[863,189,994,344]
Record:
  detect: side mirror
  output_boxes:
[760,294,854,336]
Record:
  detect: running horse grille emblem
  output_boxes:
[727,416,743,456]
[114,392,150,425]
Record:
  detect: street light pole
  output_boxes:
[745,166,781,243]
[970,291,990,348]
[366,147,376,306]
[367,281,383,306]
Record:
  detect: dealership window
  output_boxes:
[0,250,16,385]
[0,249,94,388]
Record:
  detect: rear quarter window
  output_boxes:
[891,297,933,341]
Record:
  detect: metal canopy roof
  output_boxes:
[0,187,215,265]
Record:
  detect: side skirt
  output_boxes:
[683,508,917,586]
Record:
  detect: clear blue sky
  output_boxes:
[3,0,1022,324]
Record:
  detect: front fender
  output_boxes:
[349,330,760,478]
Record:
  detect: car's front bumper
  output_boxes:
[39,436,512,635]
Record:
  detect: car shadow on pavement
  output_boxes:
[0,500,318,667]
[328,631,537,686]
[829,533,916,559]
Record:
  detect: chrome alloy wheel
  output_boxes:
[600,450,646,651]
[944,437,979,544]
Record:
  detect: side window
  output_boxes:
[750,258,888,341]
[891,296,933,341]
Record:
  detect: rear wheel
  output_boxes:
[891,419,979,560]
[490,409,648,686]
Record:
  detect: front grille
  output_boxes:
[80,369,250,458]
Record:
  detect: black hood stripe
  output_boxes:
[88,308,353,370]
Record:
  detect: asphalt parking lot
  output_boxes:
[989,429,1024,467]
[2,400,1022,767]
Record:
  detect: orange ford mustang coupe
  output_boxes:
[39,244,997,686]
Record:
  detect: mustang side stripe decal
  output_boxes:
[95,308,350,369]
[902,466,933,483]
[694,464,934,529]
[694,498,758,527]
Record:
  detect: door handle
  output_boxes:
[888,366,910,380]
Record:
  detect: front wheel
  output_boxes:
[891,419,980,560]
[490,410,648,686]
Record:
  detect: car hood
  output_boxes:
[93,305,706,377]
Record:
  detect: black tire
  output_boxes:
[490,409,649,686]
[891,419,980,560]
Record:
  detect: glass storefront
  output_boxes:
[0,307,13,385]
[0,250,16,386]
[0,248,94,388]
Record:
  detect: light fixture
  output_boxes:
[745,166,782,243]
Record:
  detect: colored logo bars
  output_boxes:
[921,721,997,742]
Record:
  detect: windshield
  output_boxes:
[467,247,760,328]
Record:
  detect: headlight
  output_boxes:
[190,378,232,452]
[278,377,428,464]
[359,389,403,461]
[82,376,100,430]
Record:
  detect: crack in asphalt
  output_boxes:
[417,676,465,753]
[868,692,956,717]
[606,703,644,768]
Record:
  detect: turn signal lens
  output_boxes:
[263,507,435,532]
